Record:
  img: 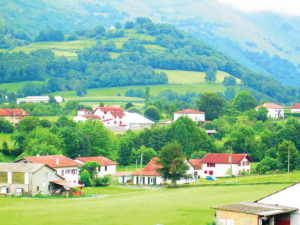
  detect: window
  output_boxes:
[114,116,116,119]
[119,116,122,119]
[209,171,213,175]
[204,171,207,174]
[114,121,116,124]
[120,121,122,125]
[76,169,78,174]
[45,172,48,178]
[207,163,215,167]
[238,163,241,167]
[37,186,40,192]
[62,170,64,176]
[0,172,7,183]
[108,122,109,125]
[12,172,25,184]
[48,185,51,191]
[98,166,101,172]
[105,166,107,171]
[104,111,107,114]
[103,116,105,119]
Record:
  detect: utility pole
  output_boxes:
[126,166,128,186]
[139,151,143,186]
[230,146,233,178]
[288,145,290,182]
[136,159,137,171]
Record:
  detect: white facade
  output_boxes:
[96,165,116,177]
[174,113,205,122]
[53,166,79,184]
[73,116,89,123]
[77,110,92,116]
[17,96,64,104]
[199,157,251,178]
[93,108,125,126]
[292,109,300,113]
[257,183,300,224]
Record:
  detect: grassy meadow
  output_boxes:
[0,133,14,148]
[0,81,43,92]
[0,184,288,225]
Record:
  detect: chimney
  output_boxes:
[56,157,59,165]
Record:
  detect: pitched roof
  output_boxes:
[132,157,162,176]
[18,155,81,168]
[255,103,284,109]
[0,109,30,116]
[291,103,300,109]
[174,109,205,114]
[81,115,101,120]
[75,156,118,166]
[78,109,92,112]
[200,153,253,164]
[189,159,202,170]
[94,107,126,117]
[0,163,46,173]
[211,202,297,216]
[110,172,133,176]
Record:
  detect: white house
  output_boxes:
[124,112,155,130]
[77,109,92,116]
[73,115,101,123]
[212,182,300,224]
[17,96,64,104]
[93,106,126,126]
[199,153,253,178]
[174,109,205,122]
[189,159,202,179]
[14,155,81,184]
[291,103,300,113]
[255,103,284,118]
[75,156,118,177]
[110,172,133,184]
[132,157,196,185]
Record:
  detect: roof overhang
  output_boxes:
[50,180,83,188]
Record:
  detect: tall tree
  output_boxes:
[278,140,299,171]
[145,87,150,106]
[232,91,257,112]
[204,68,217,83]
[196,92,225,120]
[144,106,160,121]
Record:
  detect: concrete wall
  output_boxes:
[217,210,258,225]
[73,116,87,123]
[97,165,116,177]
[55,167,79,184]
[128,123,153,131]
[174,113,205,122]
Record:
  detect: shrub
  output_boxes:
[72,187,80,192]
[241,170,250,176]
[95,175,112,186]
[80,169,93,187]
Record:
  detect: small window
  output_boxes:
[204,171,207,174]
[98,166,101,172]
[104,111,107,114]
[105,166,107,171]
[45,172,48,178]
[103,116,105,119]
[62,170,64,176]
[108,122,109,125]
[120,121,122,125]
[209,171,213,175]
[114,121,116,124]
[48,185,51,191]
[119,116,122,119]
[37,186,40,192]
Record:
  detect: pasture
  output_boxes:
[0,133,14,148]
[0,81,43,92]
[0,184,288,225]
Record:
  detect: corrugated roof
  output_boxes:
[189,159,202,170]
[174,109,205,114]
[132,157,162,176]
[75,156,118,166]
[200,153,253,164]
[291,103,300,109]
[0,109,30,116]
[211,202,297,216]
[50,180,83,188]
[255,103,284,109]
[20,155,81,168]
[0,163,45,172]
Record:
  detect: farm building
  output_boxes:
[0,109,30,126]
[255,103,284,118]
[124,112,155,130]
[0,163,82,196]
[199,153,253,177]
[93,106,126,126]
[291,103,300,113]
[14,155,81,184]
[77,109,93,116]
[174,109,205,122]
[17,96,64,104]
[73,115,101,123]
[132,157,195,185]
[212,181,300,225]
[75,156,118,177]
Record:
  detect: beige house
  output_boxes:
[0,109,30,126]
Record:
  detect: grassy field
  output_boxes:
[0,133,14,148]
[0,184,288,225]
[117,164,140,172]
[0,81,43,92]
[83,186,145,196]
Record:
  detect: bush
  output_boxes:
[80,169,93,187]
[72,187,80,192]
[95,175,112,186]
[241,170,250,176]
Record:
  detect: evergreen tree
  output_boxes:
[80,169,93,187]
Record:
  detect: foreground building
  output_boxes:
[174,109,205,122]
[14,155,81,184]
[255,103,285,118]
[212,181,300,224]
[199,153,253,177]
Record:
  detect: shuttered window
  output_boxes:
[12,172,25,184]
[0,172,7,183]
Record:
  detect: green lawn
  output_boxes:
[0,184,288,225]
[0,81,44,92]
[83,186,145,196]
[0,133,14,148]
[117,164,141,172]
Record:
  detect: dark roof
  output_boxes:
[76,156,118,166]
[211,202,297,216]
[200,153,254,164]
[175,109,205,114]
[189,159,202,170]
[0,109,30,116]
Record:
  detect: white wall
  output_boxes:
[256,108,284,118]
[174,113,205,122]
[291,109,300,113]
[55,166,79,184]
[96,165,116,177]
[94,109,125,126]
[73,116,87,123]
[133,175,164,185]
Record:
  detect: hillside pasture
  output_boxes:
[0,133,14,148]
[0,184,288,225]
[0,81,44,92]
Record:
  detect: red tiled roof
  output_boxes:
[110,172,133,176]
[175,109,205,114]
[291,103,300,109]
[0,109,30,116]
[255,103,284,109]
[81,115,101,120]
[22,155,81,168]
[78,109,92,112]
[200,154,253,164]
[103,118,113,122]
[189,159,202,170]
[75,156,118,166]
[94,107,126,117]
[132,157,162,176]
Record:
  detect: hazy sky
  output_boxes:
[217,0,300,16]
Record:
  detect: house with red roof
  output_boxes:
[93,106,126,126]
[174,109,205,122]
[132,157,196,185]
[73,115,101,123]
[75,156,118,177]
[77,109,92,116]
[291,103,300,113]
[189,159,202,178]
[14,155,81,184]
[0,109,30,126]
[199,153,253,178]
[255,103,284,118]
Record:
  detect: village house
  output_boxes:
[291,103,300,113]
[189,159,202,179]
[110,172,133,184]
[73,115,101,123]
[0,163,81,196]
[93,106,126,126]
[0,109,30,126]
[75,156,118,177]
[255,103,285,118]
[132,157,195,185]
[199,153,253,177]
[77,109,93,116]
[174,109,205,122]
[14,155,81,184]
[17,96,64,104]
[212,181,300,225]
